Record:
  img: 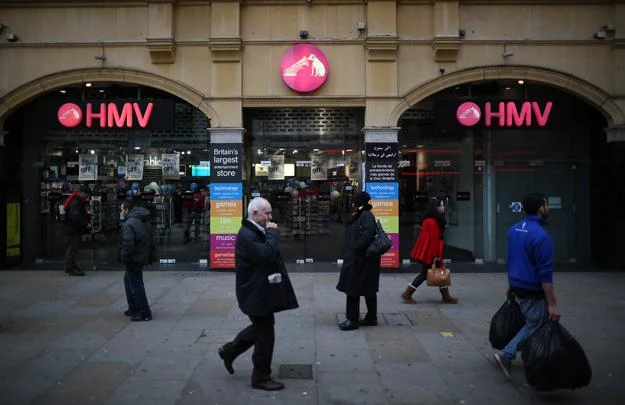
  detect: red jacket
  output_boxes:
[410,217,443,265]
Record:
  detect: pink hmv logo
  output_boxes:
[456,101,553,127]
[279,44,329,93]
[57,103,83,128]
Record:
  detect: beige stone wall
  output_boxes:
[0,0,623,129]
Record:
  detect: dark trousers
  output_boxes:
[223,314,275,384]
[124,263,151,316]
[64,234,81,271]
[410,263,430,288]
[346,294,377,323]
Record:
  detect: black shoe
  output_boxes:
[338,319,359,331]
[218,346,235,375]
[359,318,378,326]
[252,379,284,391]
[124,309,136,317]
[130,313,152,322]
[68,268,85,276]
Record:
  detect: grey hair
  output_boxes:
[247,197,270,217]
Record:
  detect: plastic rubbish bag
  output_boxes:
[489,294,525,350]
[522,320,592,391]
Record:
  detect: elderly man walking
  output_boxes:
[218,197,298,391]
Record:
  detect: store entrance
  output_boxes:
[244,107,365,264]
[33,83,213,268]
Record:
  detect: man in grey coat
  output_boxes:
[119,200,153,322]
[218,197,298,391]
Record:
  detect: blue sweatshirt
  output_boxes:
[506,216,554,291]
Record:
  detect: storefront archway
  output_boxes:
[390,65,623,129]
[0,67,218,128]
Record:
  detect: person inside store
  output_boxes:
[119,199,154,322]
[493,192,560,379]
[218,197,298,391]
[402,196,459,304]
[63,186,91,276]
[184,182,204,243]
[336,191,381,331]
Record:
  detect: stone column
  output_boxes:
[363,127,400,268]
[208,127,245,269]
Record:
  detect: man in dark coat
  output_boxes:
[336,191,381,331]
[218,197,298,391]
[119,200,153,322]
[63,189,91,276]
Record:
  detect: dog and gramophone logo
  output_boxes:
[279,44,329,93]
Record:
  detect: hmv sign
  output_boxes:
[40,100,174,131]
[456,101,552,127]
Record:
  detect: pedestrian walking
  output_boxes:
[218,197,298,391]
[119,200,153,322]
[63,188,91,276]
[336,191,381,331]
[402,196,458,304]
[493,192,560,379]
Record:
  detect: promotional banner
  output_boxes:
[78,154,98,181]
[346,152,360,180]
[162,153,180,180]
[268,154,285,180]
[365,143,399,268]
[310,154,327,180]
[210,144,243,269]
[125,155,144,181]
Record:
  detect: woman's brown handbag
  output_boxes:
[426,260,451,287]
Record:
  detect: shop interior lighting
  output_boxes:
[85,82,93,87]
[518,80,525,85]
[59,89,67,94]
[134,146,141,150]
[257,149,262,155]
[292,149,298,154]
[89,149,95,154]
[187,150,191,154]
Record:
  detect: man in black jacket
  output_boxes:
[63,189,91,276]
[119,200,153,322]
[218,197,298,391]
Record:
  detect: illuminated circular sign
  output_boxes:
[57,103,83,128]
[279,44,329,93]
[456,102,481,127]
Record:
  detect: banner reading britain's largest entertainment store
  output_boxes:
[210,143,242,269]
[365,143,399,268]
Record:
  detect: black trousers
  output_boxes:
[346,294,377,323]
[411,263,430,288]
[124,263,151,316]
[223,314,275,384]
[64,234,81,271]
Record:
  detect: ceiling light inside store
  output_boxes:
[518,80,525,84]
[134,146,141,150]
[85,82,92,87]
[89,149,95,154]
[99,89,104,93]
[313,148,319,152]
[59,89,66,94]
[292,149,298,154]
[187,150,191,154]
[257,149,262,155]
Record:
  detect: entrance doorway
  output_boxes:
[244,107,365,264]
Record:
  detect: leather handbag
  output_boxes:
[366,220,393,256]
[426,259,451,287]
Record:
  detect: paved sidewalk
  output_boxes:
[0,270,623,405]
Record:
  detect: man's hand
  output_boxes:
[266,221,278,229]
[548,304,560,321]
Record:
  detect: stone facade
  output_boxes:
[0,0,623,131]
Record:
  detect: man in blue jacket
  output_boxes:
[494,192,561,379]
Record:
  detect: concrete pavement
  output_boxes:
[0,269,623,405]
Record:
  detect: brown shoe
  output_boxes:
[440,287,459,304]
[401,285,417,304]
[252,379,285,391]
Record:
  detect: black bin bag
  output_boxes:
[489,294,525,350]
[522,320,592,391]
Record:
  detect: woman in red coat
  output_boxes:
[401,197,458,304]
